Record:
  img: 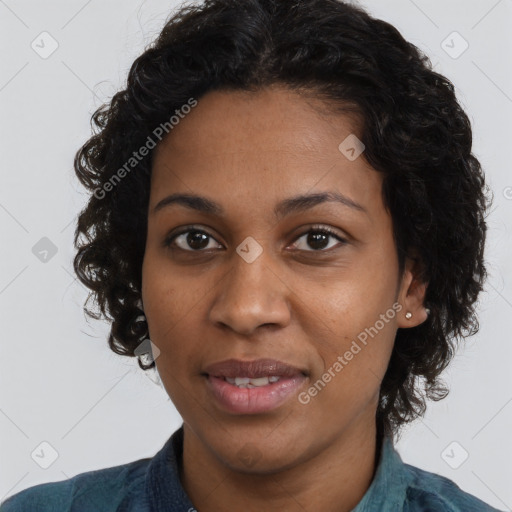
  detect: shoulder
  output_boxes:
[0,457,150,512]
[402,462,503,512]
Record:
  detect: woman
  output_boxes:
[1,0,501,510]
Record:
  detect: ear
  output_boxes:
[396,254,429,328]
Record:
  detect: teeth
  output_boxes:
[225,376,282,388]
[247,377,270,386]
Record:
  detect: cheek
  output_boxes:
[141,248,219,381]
[304,258,398,340]
[300,253,399,390]
[300,291,398,422]
[141,251,192,349]
[141,261,203,408]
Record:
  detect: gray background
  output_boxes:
[0,0,511,509]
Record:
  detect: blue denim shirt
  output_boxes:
[0,426,502,511]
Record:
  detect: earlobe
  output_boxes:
[396,256,429,328]
[400,305,430,327]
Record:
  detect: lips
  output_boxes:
[202,358,308,414]
[203,358,308,379]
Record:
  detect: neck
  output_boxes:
[180,413,382,511]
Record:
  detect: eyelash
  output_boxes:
[163,225,348,253]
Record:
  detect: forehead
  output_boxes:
[150,85,383,221]
[154,85,362,160]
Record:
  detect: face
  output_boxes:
[142,85,424,473]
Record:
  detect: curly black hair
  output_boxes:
[73,0,491,439]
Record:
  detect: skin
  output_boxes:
[141,84,428,512]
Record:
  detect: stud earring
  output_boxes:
[405,311,413,320]
[425,308,431,315]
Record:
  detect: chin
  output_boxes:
[208,432,309,475]
[225,448,301,475]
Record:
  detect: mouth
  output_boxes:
[223,375,283,388]
[203,357,309,379]
[202,358,309,414]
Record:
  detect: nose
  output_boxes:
[208,248,292,336]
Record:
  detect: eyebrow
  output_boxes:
[152,191,367,217]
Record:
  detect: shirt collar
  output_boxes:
[145,426,196,511]
[352,435,413,512]
[145,426,411,512]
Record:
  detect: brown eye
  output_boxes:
[163,225,347,253]
[165,228,222,251]
[291,227,347,252]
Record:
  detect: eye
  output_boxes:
[164,227,222,252]
[290,225,348,252]
[163,225,348,253]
